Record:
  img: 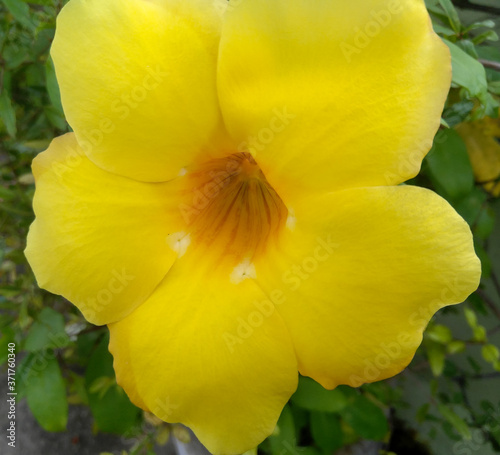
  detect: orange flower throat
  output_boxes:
[179,153,288,264]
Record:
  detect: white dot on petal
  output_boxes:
[230,259,257,284]
[167,232,190,257]
[286,208,296,231]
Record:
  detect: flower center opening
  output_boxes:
[179,153,288,264]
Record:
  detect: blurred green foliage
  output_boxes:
[1,1,500,454]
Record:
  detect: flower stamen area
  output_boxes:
[179,153,288,266]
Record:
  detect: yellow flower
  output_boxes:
[456,116,500,197]
[25,0,480,452]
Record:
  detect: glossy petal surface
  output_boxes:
[52,0,228,182]
[255,186,480,388]
[25,134,181,325]
[218,0,450,200]
[109,253,298,454]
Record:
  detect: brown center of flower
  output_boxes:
[178,153,288,264]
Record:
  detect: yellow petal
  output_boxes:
[255,186,480,389]
[456,119,500,197]
[25,134,182,325]
[217,0,450,200]
[108,253,297,454]
[109,324,150,412]
[52,0,228,182]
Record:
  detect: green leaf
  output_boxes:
[15,352,36,400]
[447,340,466,355]
[85,333,141,434]
[33,28,55,59]
[472,31,499,46]
[465,307,478,328]
[443,39,488,98]
[426,324,453,344]
[432,22,455,36]
[427,341,446,376]
[476,91,499,118]
[310,412,343,452]
[438,404,471,440]
[291,376,347,413]
[453,187,487,226]
[474,206,496,240]
[1,0,35,31]
[472,325,487,343]
[24,307,70,352]
[437,0,461,33]
[0,327,15,366]
[489,80,500,96]
[23,0,54,4]
[0,186,16,201]
[425,129,474,199]
[89,376,115,399]
[440,117,450,128]
[427,5,451,27]
[0,85,16,138]
[76,330,103,361]
[288,405,308,440]
[482,344,500,364]
[44,105,67,130]
[45,56,63,113]
[474,242,491,279]
[340,395,388,440]
[464,20,495,33]
[268,405,296,455]
[3,43,30,70]
[456,40,478,59]
[25,356,68,431]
